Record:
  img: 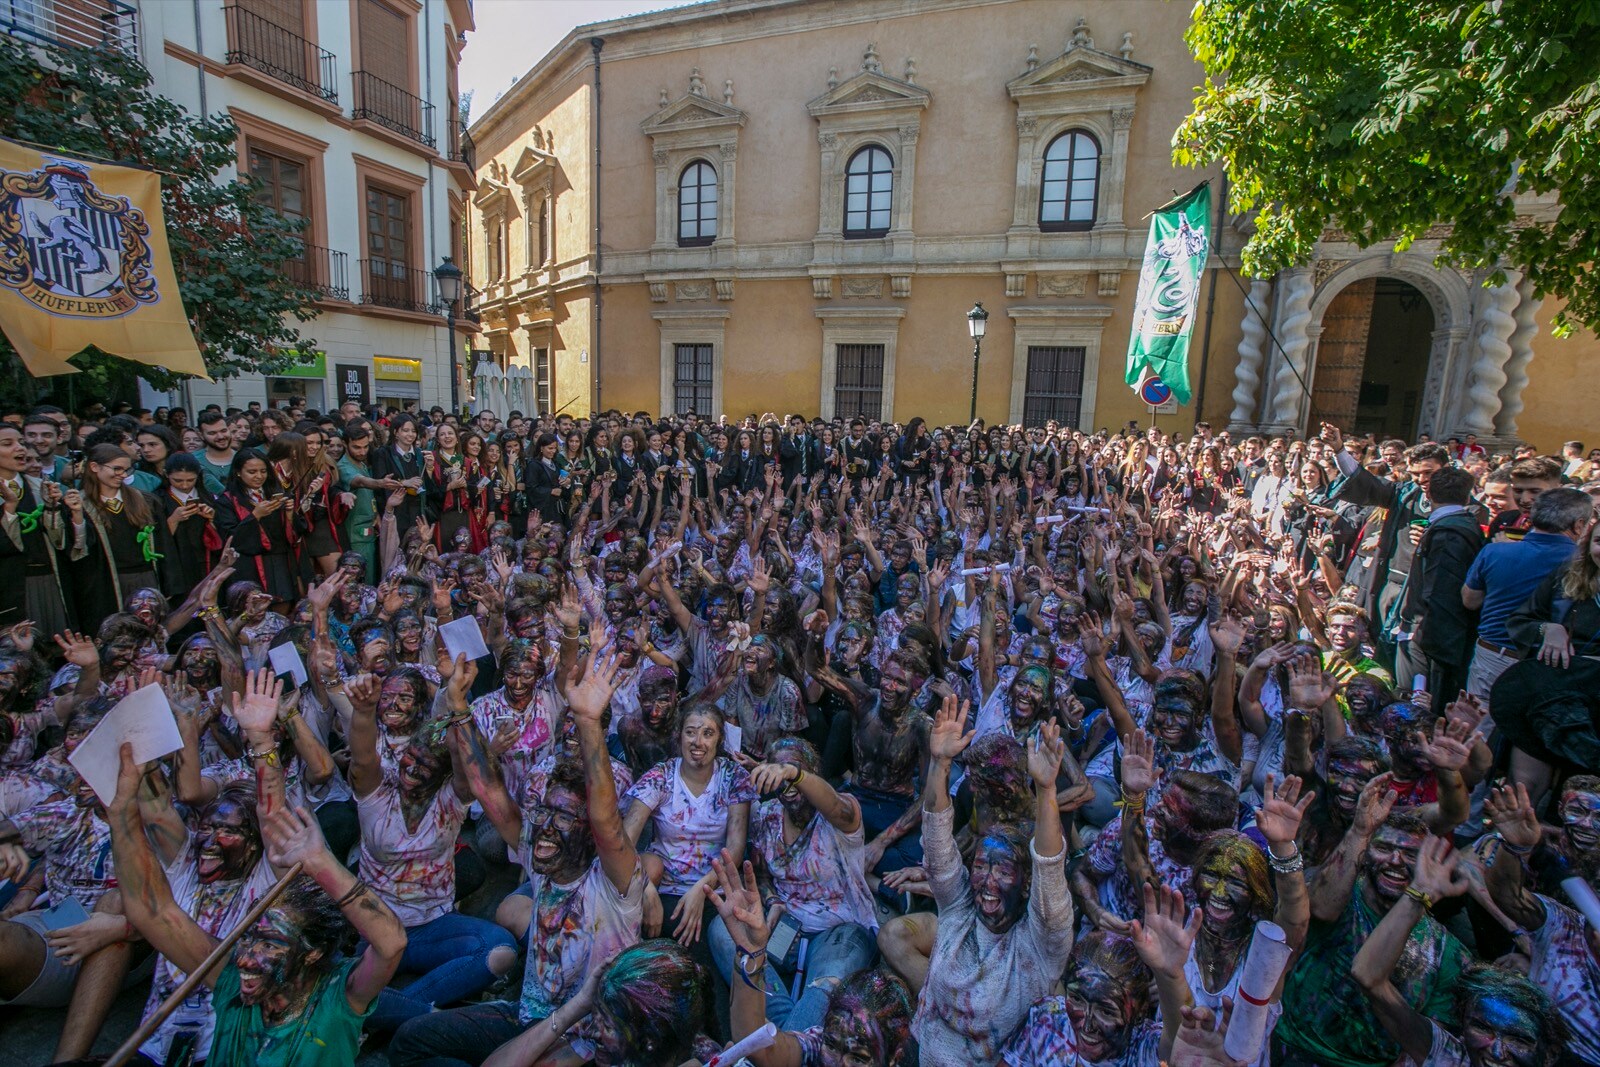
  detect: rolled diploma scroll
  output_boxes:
[1222,921,1294,1063]
[706,1021,778,1066]
[959,564,1012,576]
[1562,875,1600,931]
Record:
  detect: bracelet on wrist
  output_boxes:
[1495,833,1535,857]
[1404,885,1434,912]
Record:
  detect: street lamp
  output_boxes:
[966,301,989,424]
[433,256,463,415]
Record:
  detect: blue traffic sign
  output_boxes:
[1139,375,1173,406]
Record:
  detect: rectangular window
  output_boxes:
[673,343,714,415]
[534,347,551,414]
[537,198,550,266]
[833,343,885,419]
[249,146,310,281]
[365,183,411,305]
[1023,345,1086,428]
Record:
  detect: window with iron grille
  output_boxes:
[1039,130,1100,232]
[834,343,885,419]
[843,146,892,238]
[1023,346,1086,427]
[673,343,714,415]
[678,161,718,247]
[534,347,551,414]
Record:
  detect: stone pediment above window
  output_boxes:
[511,136,557,191]
[806,56,930,122]
[1006,45,1151,104]
[642,82,746,137]
[474,158,512,216]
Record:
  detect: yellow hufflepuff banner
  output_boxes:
[0,138,209,379]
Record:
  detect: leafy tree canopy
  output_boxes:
[1176,0,1600,334]
[0,34,320,396]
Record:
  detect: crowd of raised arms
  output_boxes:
[0,395,1598,1067]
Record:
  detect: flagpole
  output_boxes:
[1193,172,1229,422]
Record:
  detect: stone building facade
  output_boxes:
[468,0,1594,449]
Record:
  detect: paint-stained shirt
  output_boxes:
[716,674,807,759]
[11,796,115,909]
[624,757,756,895]
[1528,894,1600,1065]
[1405,1022,1470,1067]
[514,854,643,1039]
[750,799,877,934]
[472,685,559,806]
[138,841,276,1064]
[355,768,466,928]
[1000,998,1161,1067]
[910,804,1075,1066]
[1278,892,1465,1067]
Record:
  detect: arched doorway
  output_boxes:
[1309,277,1435,437]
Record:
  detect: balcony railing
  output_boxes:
[360,259,441,315]
[447,118,476,172]
[283,243,349,302]
[2,0,139,57]
[224,5,337,102]
[352,71,436,148]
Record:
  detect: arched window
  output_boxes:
[1039,130,1100,231]
[844,145,893,238]
[677,160,718,247]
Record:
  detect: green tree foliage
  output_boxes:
[0,33,321,395]
[1176,0,1600,333]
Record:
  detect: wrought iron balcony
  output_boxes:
[283,243,349,302]
[224,5,337,102]
[447,118,476,172]
[360,260,441,315]
[353,71,436,148]
[460,281,482,324]
[2,0,138,58]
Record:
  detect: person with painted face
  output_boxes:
[621,703,754,946]
[653,572,754,694]
[911,693,1074,1065]
[703,623,807,760]
[705,736,878,1031]
[109,738,408,1066]
[1356,829,1568,1067]
[1278,781,1468,1067]
[808,641,932,882]
[1294,734,1392,866]
[1478,782,1600,1065]
[714,852,920,1067]
[470,639,568,808]
[1079,730,1240,929]
[392,650,644,1067]
[341,658,517,1034]
[611,663,680,778]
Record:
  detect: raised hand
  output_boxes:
[446,653,478,709]
[567,646,622,725]
[1409,834,1470,901]
[1129,882,1202,979]
[1352,772,1397,836]
[305,570,348,613]
[928,692,974,763]
[231,667,283,736]
[1483,781,1541,851]
[747,556,771,596]
[346,673,381,715]
[1286,653,1336,709]
[1256,774,1314,849]
[1120,728,1158,794]
[1027,721,1065,787]
[1209,614,1246,657]
[5,621,35,653]
[1076,613,1106,658]
[707,850,776,956]
[262,803,334,875]
[1420,716,1482,774]
[54,630,98,669]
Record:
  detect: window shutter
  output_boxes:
[239,0,305,35]
[359,0,408,86]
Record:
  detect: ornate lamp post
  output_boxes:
[433,256,464,415]
[967,300,989,424]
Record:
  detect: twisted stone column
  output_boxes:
[1229,277,1271,430]
[1265,269,1314,428]
[1494,273,1540,438]
[1459,276,1518,436]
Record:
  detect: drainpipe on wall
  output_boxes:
[590,36,604,414]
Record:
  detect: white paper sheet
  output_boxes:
[268,642,309,687]
[724,722,743,755]
[707,1021,777,1066]
[67,683,183,805]
[439,615,491,662]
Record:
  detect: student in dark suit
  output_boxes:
[779,414,822,490]
[1399,465,1485,699]
[525,432,568,524]
[372,413,428,533]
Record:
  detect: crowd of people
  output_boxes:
[0,394,1596,1067]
